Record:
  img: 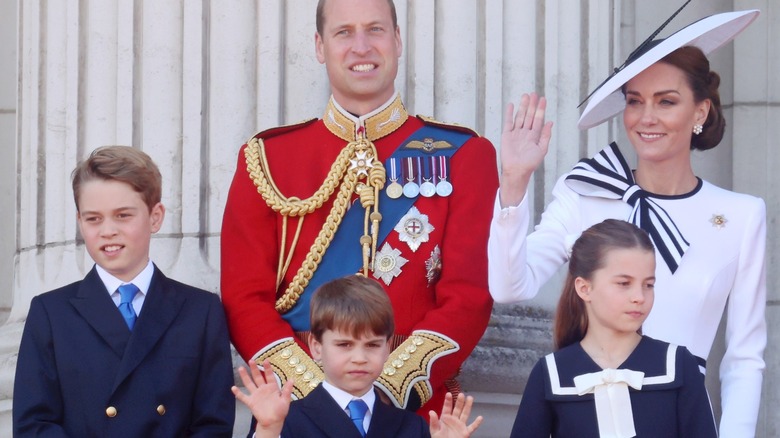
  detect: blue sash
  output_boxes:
[282,125,472,330]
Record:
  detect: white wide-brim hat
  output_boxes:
[578,9,760,130]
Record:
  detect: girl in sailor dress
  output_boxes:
[492,10,766,437]
[510,219,716,438]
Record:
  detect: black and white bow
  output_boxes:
[565,143,689,273]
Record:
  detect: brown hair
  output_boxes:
[553,219,654,350]
[316,0,398,35]
[621,45,726,151]
[310,275,394,341]
[71,146,162,212]
[659,46,725,151]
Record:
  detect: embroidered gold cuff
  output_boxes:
[255,338,325,400]
[374,331,459,408]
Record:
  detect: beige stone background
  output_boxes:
[0,1,777,437]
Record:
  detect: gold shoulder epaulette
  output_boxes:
[374,330,460,408]
[416,114,481,137]
[248,118,318,143]
[255,338,325,400]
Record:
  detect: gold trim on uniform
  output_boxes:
[324,94,408,142]
[255,338,325,400]
[244,95,413,313]
[417,114,480,137]
[245,100,395,312]
[374,331,460,408]
[405,138,453,153]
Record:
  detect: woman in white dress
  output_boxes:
[490,9,765,437]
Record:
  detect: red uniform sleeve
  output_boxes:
[221,144,301,361]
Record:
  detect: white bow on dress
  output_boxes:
[573,368,645,438]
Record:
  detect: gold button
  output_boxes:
[156,404,166,415]
[105,406,117,417]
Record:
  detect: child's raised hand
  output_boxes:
[231,359,294,437]
[429,392,483,438]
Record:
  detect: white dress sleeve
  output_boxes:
[487,175,583,303]
[718,197,767,437]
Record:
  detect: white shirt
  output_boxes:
[96,259,154,317]
[488,172,766,437]
[322,381,376,433]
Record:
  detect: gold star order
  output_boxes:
[709,213,727,229]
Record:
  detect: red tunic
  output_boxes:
[221,97,497,414]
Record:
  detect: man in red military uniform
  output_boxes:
[222,0,498,414]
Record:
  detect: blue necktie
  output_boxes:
[347,399,368,437]
[117,283,139,330]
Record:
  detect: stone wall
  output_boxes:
[0,1,778,436]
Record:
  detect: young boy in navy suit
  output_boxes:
[232,275,483,438]
[13,146,235,437]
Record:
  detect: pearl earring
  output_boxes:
[693,124,703,135]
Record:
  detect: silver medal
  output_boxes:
[419,181,436,197]
[436,180,453,197]
[403,182,420,198]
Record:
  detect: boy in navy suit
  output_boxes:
[13,146,235,437]
[232,275,483,437]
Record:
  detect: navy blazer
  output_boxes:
[274,384,430,438]
[13,265,235,437]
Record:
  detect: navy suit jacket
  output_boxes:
[277,384,430,438]
[13,265,235,437]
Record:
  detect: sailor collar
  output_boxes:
[544,337,683,400]
[323,93,408,142]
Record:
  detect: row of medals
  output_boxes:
[385,156,453,199]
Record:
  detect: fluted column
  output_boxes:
[1,1,777,437]
[733,2,778,436]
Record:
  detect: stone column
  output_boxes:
[1,1,777,437]
[733,2,778,437]
[0,0,17,429]
[0,0,227,431]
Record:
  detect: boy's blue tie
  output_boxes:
[117,283,139,330]
[347,399,368,437]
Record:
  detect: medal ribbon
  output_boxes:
[421,156,432,183]
[438,156,449,182]
[283,125,471,330]
[389,158,399,181]
[404,157,418,183]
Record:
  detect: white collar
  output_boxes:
[96,259,155,296]
[321,380,376,415]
